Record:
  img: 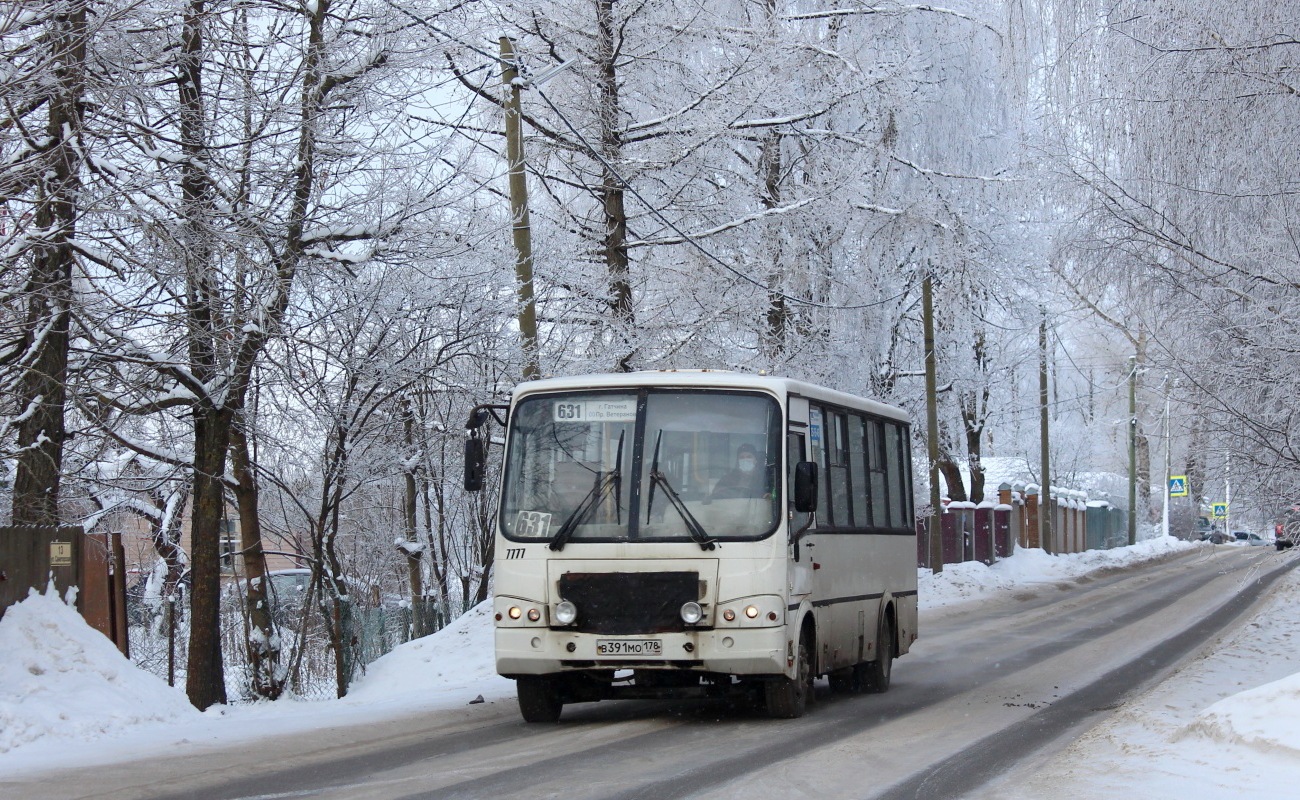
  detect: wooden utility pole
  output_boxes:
[924,274,943,573]
[1128,355,1138,546]
[500,37,540,381]
[1170,379,1180,538]
[1039,311,1053,554]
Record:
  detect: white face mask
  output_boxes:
[738,456,756,473]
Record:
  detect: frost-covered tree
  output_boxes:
[1044,0,1300,515]
[0,0,92,526]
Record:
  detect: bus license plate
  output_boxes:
[596,639,662,657]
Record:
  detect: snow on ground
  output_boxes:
[1,536,1298,798]
[974,543,1300,800]
[0,587,198,754]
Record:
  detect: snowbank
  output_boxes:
[0,587,197,754]
[1185,672,1300,756]
[919,535,1198,609]
[344,599,510,707]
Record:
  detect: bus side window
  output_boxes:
[867,420,888,528]
[849,415,868,529]
[828,412,851,526]
[884,422,906,528]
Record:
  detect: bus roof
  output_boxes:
[510,370,910,424]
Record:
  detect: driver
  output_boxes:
[712,443,768,499]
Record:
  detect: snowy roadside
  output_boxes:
[971,545,1300,800]
[2,536,1298,795]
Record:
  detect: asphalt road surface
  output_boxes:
[8,545,1296,800]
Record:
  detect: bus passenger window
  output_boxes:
[828,412,851,527]
[885,423,906,528]
[868,420,888,528]
[849,415,868,528]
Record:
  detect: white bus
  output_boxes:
[464,371,918,721]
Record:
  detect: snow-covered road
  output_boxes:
[4,540,1296,799]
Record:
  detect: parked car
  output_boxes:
[1202,531,1231,544]
[1232,531,1268,546]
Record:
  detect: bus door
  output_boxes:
[786,430,813,602]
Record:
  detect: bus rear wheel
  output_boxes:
[516,675,563,723]
[765,635,813,718]
[857,615,894,694]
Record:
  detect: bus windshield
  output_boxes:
[501,390,782,544]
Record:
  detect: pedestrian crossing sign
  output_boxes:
[1212,502,1228,518]
[1169,475,1188,497]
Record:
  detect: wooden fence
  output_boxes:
[917,483,1128,568]
[0,526,129,655]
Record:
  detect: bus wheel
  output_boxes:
[517,675,563,723]
[858,615,894,694]
[765,635,812,718]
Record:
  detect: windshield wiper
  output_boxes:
[548,431,623,551]
[647,430,715,551]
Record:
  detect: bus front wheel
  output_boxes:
[765,635,813,718]
[517,675,563,723]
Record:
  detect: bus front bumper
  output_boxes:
[496,626,788,677]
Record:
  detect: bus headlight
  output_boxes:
[508,606,522,620]
[555,600,578,625]
[680,601,703,625]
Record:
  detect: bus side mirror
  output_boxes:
[793,461,818,513]
[464,437,486,492]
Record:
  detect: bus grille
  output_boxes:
[558,571,699,635]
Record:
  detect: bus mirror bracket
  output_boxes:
[465,403,508,432]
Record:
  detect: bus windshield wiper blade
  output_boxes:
[649,469,715,551]
[647,430,663,518]
[548,474,614,551]
[549,431,624,552]
[646,429,713,550]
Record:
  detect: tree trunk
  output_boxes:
[179,0,228,710]
[401,398,428,638]
[10,0,87,527]
[186,406,231,709]
[595,0,635,372]
[965,437,986,505]
[315,420,354,698]
[149,483,190,618]
[937,458,968,503]
[422,474,451,611]
[230,421,282,699]
[961,329,991,504]
[759,130,789,361]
